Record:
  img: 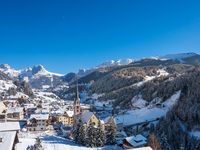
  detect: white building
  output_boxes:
[7,107,24,120]
[27,114,49,131]
[123,134,147,149]
[0,131,19,150]
[0,122,20,132]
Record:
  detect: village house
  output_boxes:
[27,114,49,131]
[123,134,147,149]
[50,109,74,126]
[80,111,100,127]
[73,83,102,128]
[23,103,37,118]
[0,131,19,150]
[6,107,24,120]
[0,101,7,121]
[0,122,20,132]
[65,104,73,111]
[56,111,74,125]
[3,100,19,108]
[0,122,20,150]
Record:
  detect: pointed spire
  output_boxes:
[76,79,79,100]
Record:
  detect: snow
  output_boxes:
[42,85,51,89]
[115,91,181,126]
[0,131,17,150]
[41,135,123,150]
[134,75,156,87]
[189,130,200,139]
[66,111,74,117]
[0,122,20,131]
[81,111,94,124]
[160,52,197,61]
[157,69,169,77]
[97,59,134,68]
[21,65,64,78]
[7,107,24,113]
[16,138,36,150]
[0,80,16,92]
[115,107,166,126]
[34,91,60,102]
[125,134,147,147]
[131,95,148,108]
[30,114,49,120]
[163,90,181,108]
[136,69,169,87]
[0,64,63,81]
[91,93,104,99]
[130,147,153,150]
[8,92,29,99]
[94,100,112,107]
[16,132,123,150]
[0,64,20,78]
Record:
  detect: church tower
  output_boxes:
[73,81,81,116]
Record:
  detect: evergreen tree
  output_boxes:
[26,145,34,150]
[34,137,43,150]
[96,120,105,147]
[86,121,98,147]
[106,120,116,145]
[72,119,86,145]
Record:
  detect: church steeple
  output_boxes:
[76,80,79,100]
[74,80,81,116]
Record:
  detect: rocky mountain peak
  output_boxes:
[0,64,11,69]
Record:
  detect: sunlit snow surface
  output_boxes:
[16,132,123,150]
[115,91,181,126]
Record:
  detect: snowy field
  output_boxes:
[115,91,181,126]
[16,132,123,150]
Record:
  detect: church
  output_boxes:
[73,82,100,127]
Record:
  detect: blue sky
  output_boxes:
[0,0,200,74]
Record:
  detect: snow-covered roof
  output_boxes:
[0,122,20,131]
[125,134,147,147]
[65,111,74,117]
[0,131,17,150]
[7,107,23,114]
[100,120,105,124]
[30,114,49,120]
[128,147,153,150]
[8,92,29,99]
[24,104,36,109]
[80,104,90,109]
[51,109,64,115]
[81,111,94,124]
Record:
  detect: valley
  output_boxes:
[0,52,200,150]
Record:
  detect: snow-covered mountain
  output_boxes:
[0,64,20,78]
[0,64,63,79]
[97,58,134,68]
[20,65,63,79]
[0,64,64,89]
[77,59,134,77]
[0,52,200,89]
[159,52,198,61]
